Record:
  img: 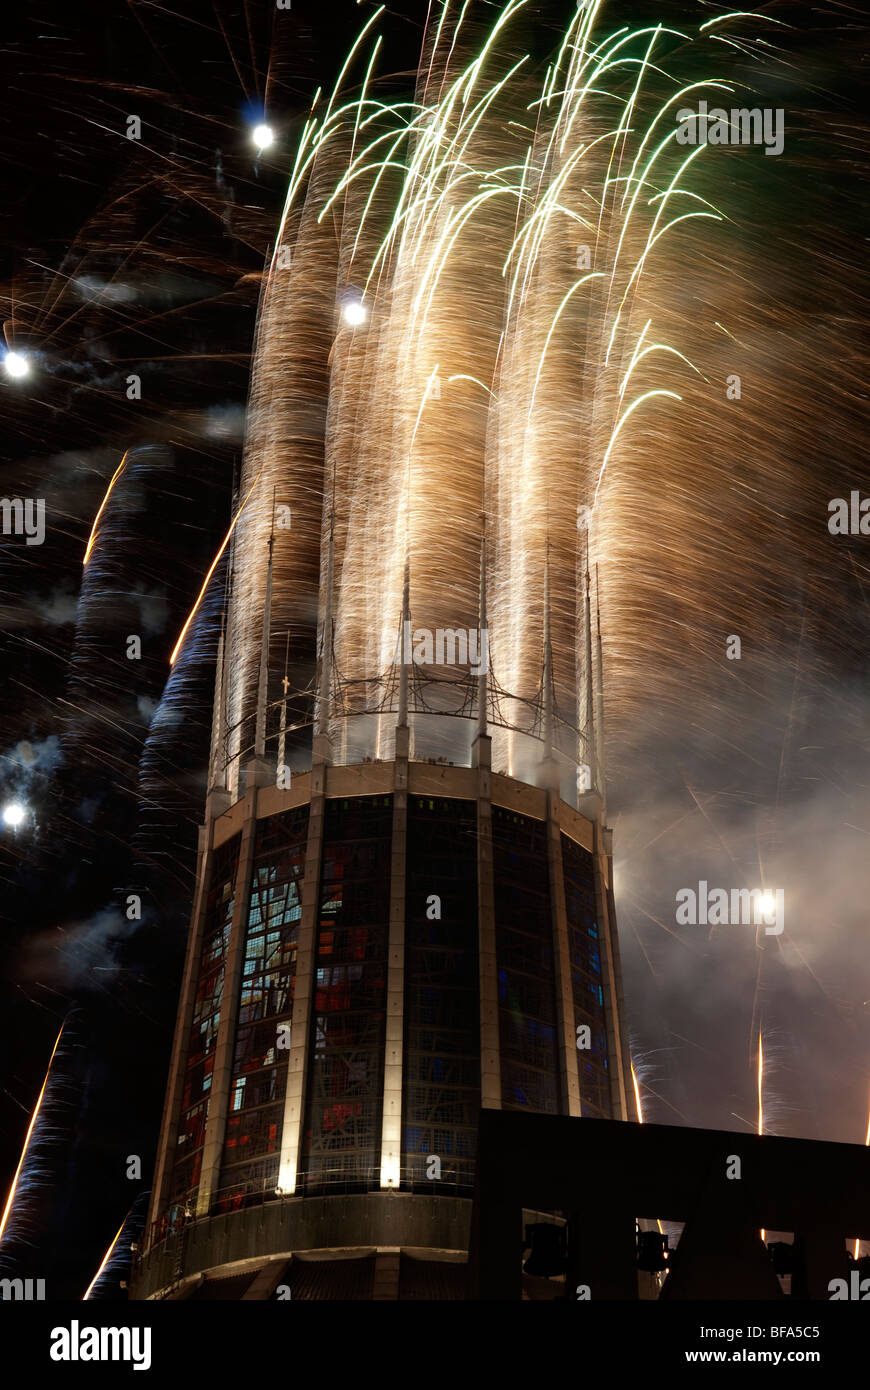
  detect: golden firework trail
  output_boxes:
[83,450,129,566]
[852,1091,870,1260]
[169,473,260,667]
[82,1215,127,1300]
[215,0,742,792]
[757,1031,765,1243]
[631,1062,665,1238]
[631,1061,643,1123]
[0,1023,64,1247]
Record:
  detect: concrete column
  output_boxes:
[147,814,219,1234]
[195,783,260,1216]
[545,795,581,1116]
[572,1205,638,1300]
[593,822,630,1121]
[606,860,637,1120]
[473,1190,521,1299]
[380,727,408,1187]
[474,734,501,1110]
[373,1248,402,1300]
[277,759,328,1194]
[792,1226,849,1301]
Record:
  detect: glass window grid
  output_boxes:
[403,798,480,1189]
[302,797,392,1188]
[493,808,560,1114]
[219,807,308,1197]
[171,832,240,1202]
[562,832,613,1118]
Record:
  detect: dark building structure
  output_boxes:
[132,614,634,1298]
[471,1110,870,1300]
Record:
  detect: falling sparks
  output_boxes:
[218,1,747,793]
[0,1023,64,1248]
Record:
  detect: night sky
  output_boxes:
[1,1,868,1300]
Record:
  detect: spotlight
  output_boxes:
[2,802,26,828]
[252,124,274,151]
[343,298,367,327]
[4,351,29,379]
[758,892,776,917]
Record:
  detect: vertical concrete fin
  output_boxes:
[543,541,554,757]
[254,501,275,760]
[477,526,488,740]
[594,562,607,818]
[314,513,335,759]
[397,551,410,730]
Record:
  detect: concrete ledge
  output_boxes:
[132,1193,471,1301]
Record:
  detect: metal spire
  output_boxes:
[278,631,290,771]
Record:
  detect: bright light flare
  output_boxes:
[342,297,367,326]
[758,892,776,917]
[2,802,26,829]
[3,351,28,379]
[252,123,274,150]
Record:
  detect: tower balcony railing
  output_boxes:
[214,659,591,792]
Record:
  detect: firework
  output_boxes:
[852,1091,870,1260]
[0,1023,64,1249]
[211,0,764,797]
[83,451,129,566]
[757,1030,765,1243]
